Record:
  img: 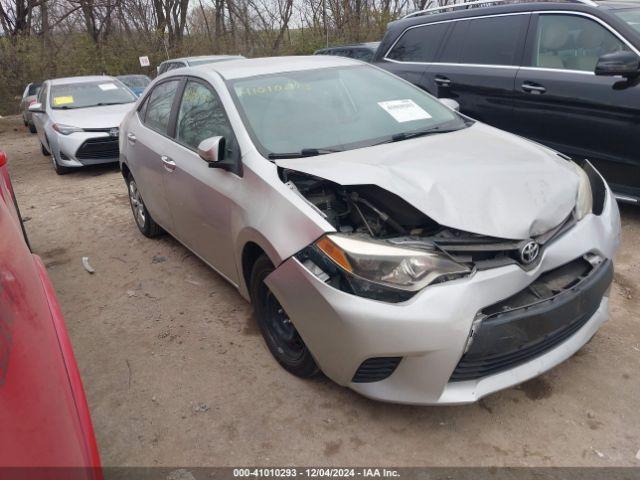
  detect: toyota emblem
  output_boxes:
[519,240,540,265]
[109,127,119,138]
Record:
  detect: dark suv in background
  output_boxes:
[375,0,640,204]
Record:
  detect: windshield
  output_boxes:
[50,80,136,109]
[615,8,640,33]
[228,65,468,157]
[117,75,150,88]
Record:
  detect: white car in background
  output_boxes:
[30,76,137,175]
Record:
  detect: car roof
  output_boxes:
[162,55,243,64]
[189,55,363,80]
[318,42,381,51]
[48,75,116,86]
[117,74,149,78]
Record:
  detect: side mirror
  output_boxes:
[439,98,460,112]
[197,136,226,166]
[28,102,44,113]
[595,51,640,78]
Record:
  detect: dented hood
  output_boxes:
[276,123,580,240]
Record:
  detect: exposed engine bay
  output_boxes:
[281,168,575,271]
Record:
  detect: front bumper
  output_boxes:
[50,131,119,167]
[266,189,621,405]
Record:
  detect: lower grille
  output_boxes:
[352,357,402,383]
[450,257,613,382]
[76,137,119,160]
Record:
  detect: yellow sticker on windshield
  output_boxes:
[53,96,74,106]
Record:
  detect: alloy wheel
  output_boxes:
[128,180,146,228]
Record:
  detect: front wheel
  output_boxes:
[250,255,319,378]
[126,174,163,237]
[28,123,36,134]
[41,142,49,156]
[52,152,71,175]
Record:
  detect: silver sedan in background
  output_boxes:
[20,82,42,133]
[30,76,137,174]
[119,56,620,405]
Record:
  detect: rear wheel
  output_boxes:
[126,174,163,237]
[250,255,319,378]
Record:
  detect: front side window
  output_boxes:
[144,80,180,134]
[532,14,631,72]
[229,65,468,156]
[49,80,136,109]
[386,22,449,62]
[176,80,235,152]
[615,8,640,34]
[459,15,528,65]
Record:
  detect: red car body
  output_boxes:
[0,151,102,479]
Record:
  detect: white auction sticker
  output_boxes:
[378,99,432,123]
[98,83,118,91]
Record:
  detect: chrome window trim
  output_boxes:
[384,10,640,66]
[519,66,595,75]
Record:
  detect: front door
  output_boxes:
[161,78,242,284]
[513,12,640,196]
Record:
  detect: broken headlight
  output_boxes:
[569,162,593,221]
[295,234,470,302]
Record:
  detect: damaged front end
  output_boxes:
[282,168,577,303]
[280,161,607,304]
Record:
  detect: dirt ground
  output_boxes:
[1,114,639,467]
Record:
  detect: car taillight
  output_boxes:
[28,99,37,106]
[0,152,6,167]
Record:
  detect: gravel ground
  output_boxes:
[2,114,639,467]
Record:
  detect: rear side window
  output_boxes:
[386,22,449,62]
[459,15,528,65]
[144,80,180,134]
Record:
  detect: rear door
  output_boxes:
[425,13,531,129]
[513,12,640,197]
[160,77,243,283]
[127,78,182,230]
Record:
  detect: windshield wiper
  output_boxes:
[373,125,463,146]
[94,102,131,106]
[268,148,343,160]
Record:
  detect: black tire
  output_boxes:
[250,255,319,378]
[126,174,163,238]
[41,142,49,156]
[51,152,72,175]
[28,123,36,134]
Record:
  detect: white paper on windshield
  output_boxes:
[378,99,432,123]
[98,83,118,91]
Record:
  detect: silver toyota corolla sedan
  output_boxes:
[30,76,137,174]
[119,56,620,405]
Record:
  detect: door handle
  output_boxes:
[161,155,176,172]
[127,133,136,143]
[435,76,452,87]
[522,82,546,94]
